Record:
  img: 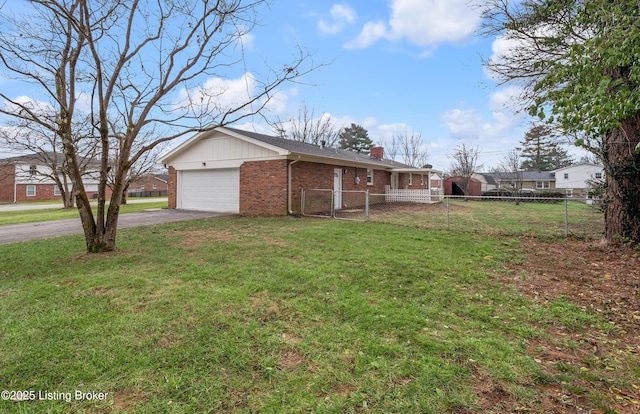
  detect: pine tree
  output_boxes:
[519,124,573,171]
[338,124,373,153]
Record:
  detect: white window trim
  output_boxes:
[366,169,374,186]
[26,185,36,197]
[54,185,61,196]
[408,173,413,186]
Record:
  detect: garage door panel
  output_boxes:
[179,169,239,213]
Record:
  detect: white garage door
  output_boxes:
[179,169,240,213]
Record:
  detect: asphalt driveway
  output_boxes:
[0,209,225,245]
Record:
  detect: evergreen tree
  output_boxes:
[519,124,573,171]
[480,0,640,243]
[338,124,373,153]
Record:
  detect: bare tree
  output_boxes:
[496,149,523,192]
[392,130,429,167]
[109,134,167,205]
[0,0,318,252]
[0,115,97,208]
[479,0,640,243]
[271,102,341,146]
[449,143,482,195]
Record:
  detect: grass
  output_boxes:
[0,199,168,226]
[369,198,605,239]
[0,215,632,413]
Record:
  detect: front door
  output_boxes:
[333,169,342,210]
[391,173,399,190]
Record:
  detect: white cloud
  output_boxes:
[440,88,530,168]
[344,21,388,49]
[442,108,484,139]
[388,0,480,46]
[238,31,255,51]
[346,0,481,50]
[318,4,357,35]
[175,73,293,119]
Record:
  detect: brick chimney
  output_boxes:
[370,146,384,160]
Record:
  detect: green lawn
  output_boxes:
[0,217,632,413]
[370,199,605,239]
[0,199,168,226]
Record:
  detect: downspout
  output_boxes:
[288,157,300,215]
[13,165,17,203]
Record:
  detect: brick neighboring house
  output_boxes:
[0,153,109,203]
[127,174,169,197]
[160,127,441,215]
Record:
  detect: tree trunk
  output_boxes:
[603,115,640,243]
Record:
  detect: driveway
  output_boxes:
[0,209,225,245]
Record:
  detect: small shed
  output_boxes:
[444,177,482,197]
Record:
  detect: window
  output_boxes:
[366,169,373,185]
[26,185,36,197]
[408,174,413,186]
[29,165,37,176]
[566,189,573,197]
[420,175,424,185]
[536,181,550,189]
[54,185,61,196]
[563,173,569,179]
[595,172,602,179]
[152,183,157,190]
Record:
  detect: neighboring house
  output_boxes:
[127,174,169,197]
[0,153,109,203]
[160,127,441,215]
[553,163,605,199]
[472,173,499,193]
[491,171,556,192]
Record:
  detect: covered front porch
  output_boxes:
[386,167,444,204]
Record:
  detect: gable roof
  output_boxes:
[0,151,67,165]
[553,162,603,173]
[162,126,435,172]
[481,171,556,183]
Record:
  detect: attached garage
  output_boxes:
[162,127,441,216]
[178,168,239,213]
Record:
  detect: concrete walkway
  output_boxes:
[0,209,224,245]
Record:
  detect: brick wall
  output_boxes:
[240,160,288,215]
[398,173,432,189]
[128,175,168,192]
[167,166,177,209]
[0,164,15,203]
[289,161,392,214]
[15,183,61,203]
[166,160,401,216]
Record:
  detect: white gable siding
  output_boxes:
[168,132,280,168]
[555,164,604,190]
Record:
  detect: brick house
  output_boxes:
[160,127,440,215]
[0,153,110,203]
[127,174,169,197]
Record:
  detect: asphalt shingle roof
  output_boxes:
[223,127,414,170]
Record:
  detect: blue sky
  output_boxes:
[0,0,588,171]
[230,0,587,170]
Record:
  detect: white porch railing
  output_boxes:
[384,185,443,204]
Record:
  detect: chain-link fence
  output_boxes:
[301,189,605,239]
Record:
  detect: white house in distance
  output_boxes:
[554,163,605,199]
